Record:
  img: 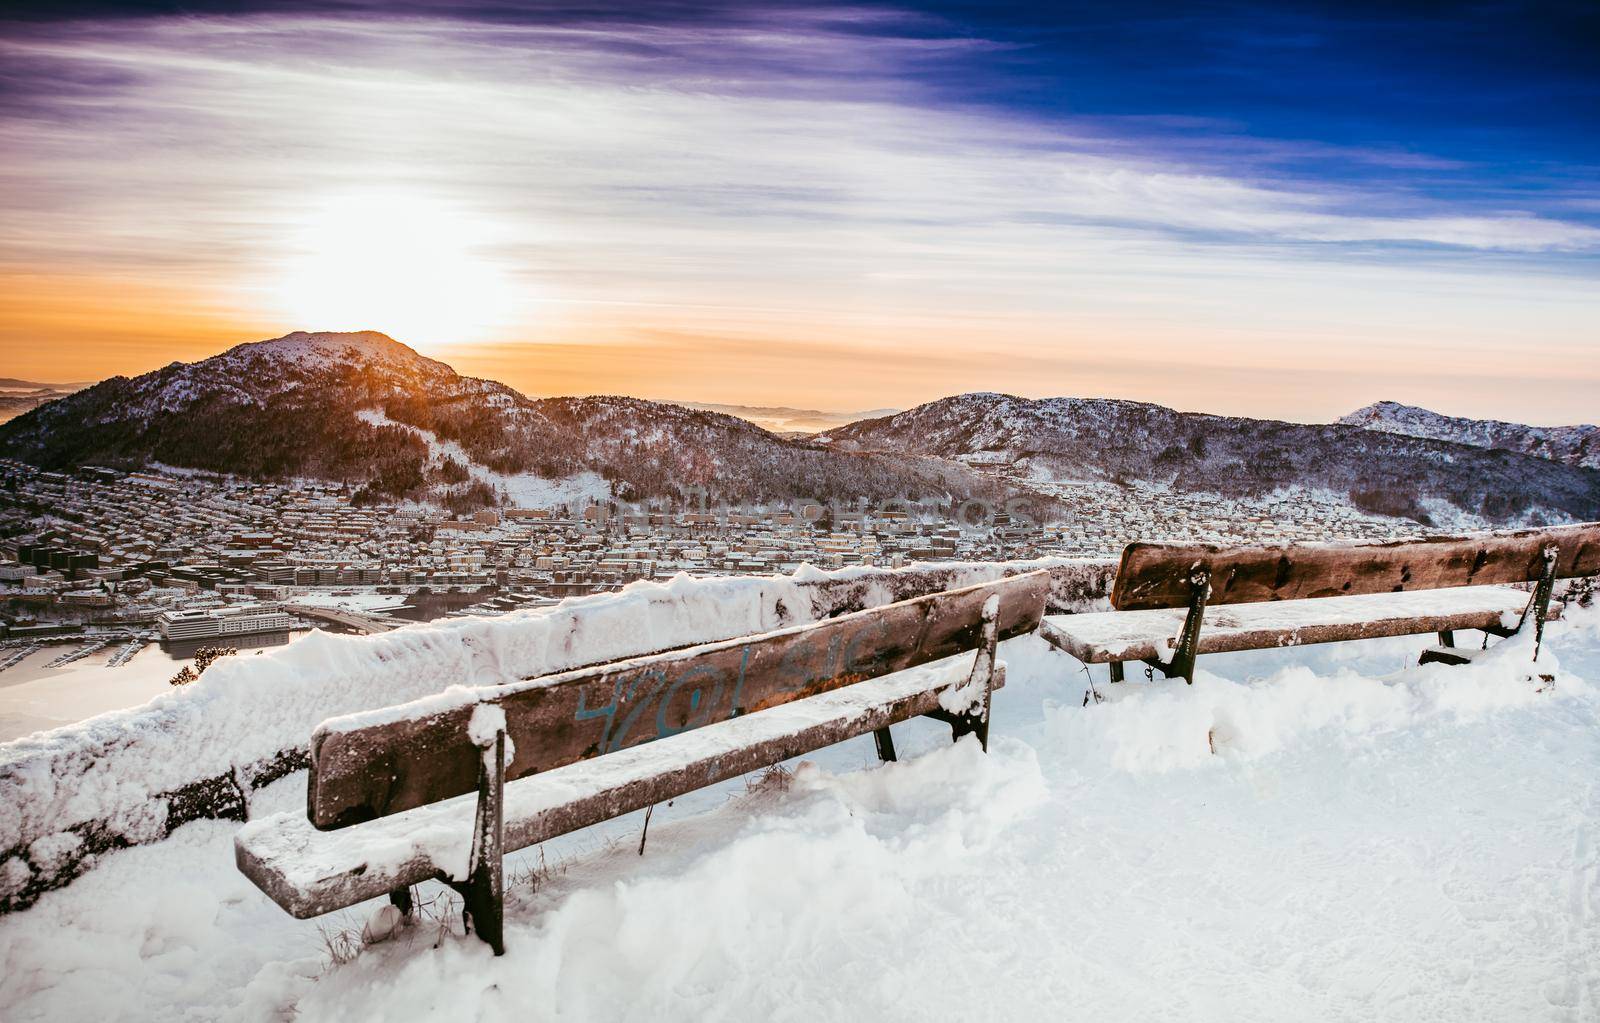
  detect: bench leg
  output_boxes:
[873,727,897,763]
[1419,646,1473,666]
[454,729,506,956]
[1420,628,1475,666]
[958,701,990,752]
[929,688,992,750]
[389,886,413,918]
[1109,662,1125,684]
[1168,568,1210,685]
[1529,546,1558,662]
[1447,545,1560,666]
[925,697,992,750]
[922,695,992,749]
[963,598,999,753]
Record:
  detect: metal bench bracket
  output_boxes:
[1421,544,1559,666]
[922,598,1000,750]
[872,727,897,763]
[1123,566,1210,685]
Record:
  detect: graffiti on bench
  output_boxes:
[306,573,1049,829]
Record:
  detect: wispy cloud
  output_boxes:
[0,3,1596,420]
[3,9,1594,269]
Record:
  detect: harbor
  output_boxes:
[0,627,309,742]
[0,591,503,741]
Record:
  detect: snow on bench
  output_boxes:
[1043,524,1600,683]
[236,572,1051,954]
[1042,586,1533,663]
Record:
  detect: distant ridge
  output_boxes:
[0,379,86,425]
[678,402,900,434]
[1340,401,1600,470]
[0,378,91,391]
[819,392,1600,525]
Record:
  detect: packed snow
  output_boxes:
[2,594,1597,1021]
[281,592,411,614]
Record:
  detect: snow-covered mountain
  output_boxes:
[8,340,1598,525]
[1340,401,1600,470]
[0,332,997,510]
[820,392,1600,525]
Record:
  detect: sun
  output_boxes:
[276,190,524,347]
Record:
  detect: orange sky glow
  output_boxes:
[2,11,1597,425]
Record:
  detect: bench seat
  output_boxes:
[236,655,1004,919]
[1040,584,1540,665]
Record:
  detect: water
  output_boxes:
[0,629,313,743]
[0,592,487,744]
[386,589,493,622]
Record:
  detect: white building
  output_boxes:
[158,605,296,641]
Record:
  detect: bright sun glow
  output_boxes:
[277,191,525,347]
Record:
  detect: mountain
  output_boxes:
[0,331,1003,511]
[9,339,1596,526]
[1340,401,1600,470]
[819,392,1600,526]
[0,380,86,425]
[677,403,901,435]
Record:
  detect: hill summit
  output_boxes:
[1339,400,1600,470]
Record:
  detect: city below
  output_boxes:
[0,455,1416,669]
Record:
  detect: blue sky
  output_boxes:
[1,1,1596,421]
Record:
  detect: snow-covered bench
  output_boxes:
[1042,524,1600,684]
[235,571,1051,954]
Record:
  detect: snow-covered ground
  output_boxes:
[280,592,412,614]
[2,608,1597,1021]
[355,408,612,509]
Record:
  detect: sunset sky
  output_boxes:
[1,1,1597,423]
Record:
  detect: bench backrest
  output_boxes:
[307,570,1052,829]
[1111,523,1600,612]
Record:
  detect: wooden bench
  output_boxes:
[235,571,1050,954]
[1041,524,1600,684]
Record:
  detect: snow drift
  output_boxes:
[5,608,1596,1021]
[0,558,1111,911]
